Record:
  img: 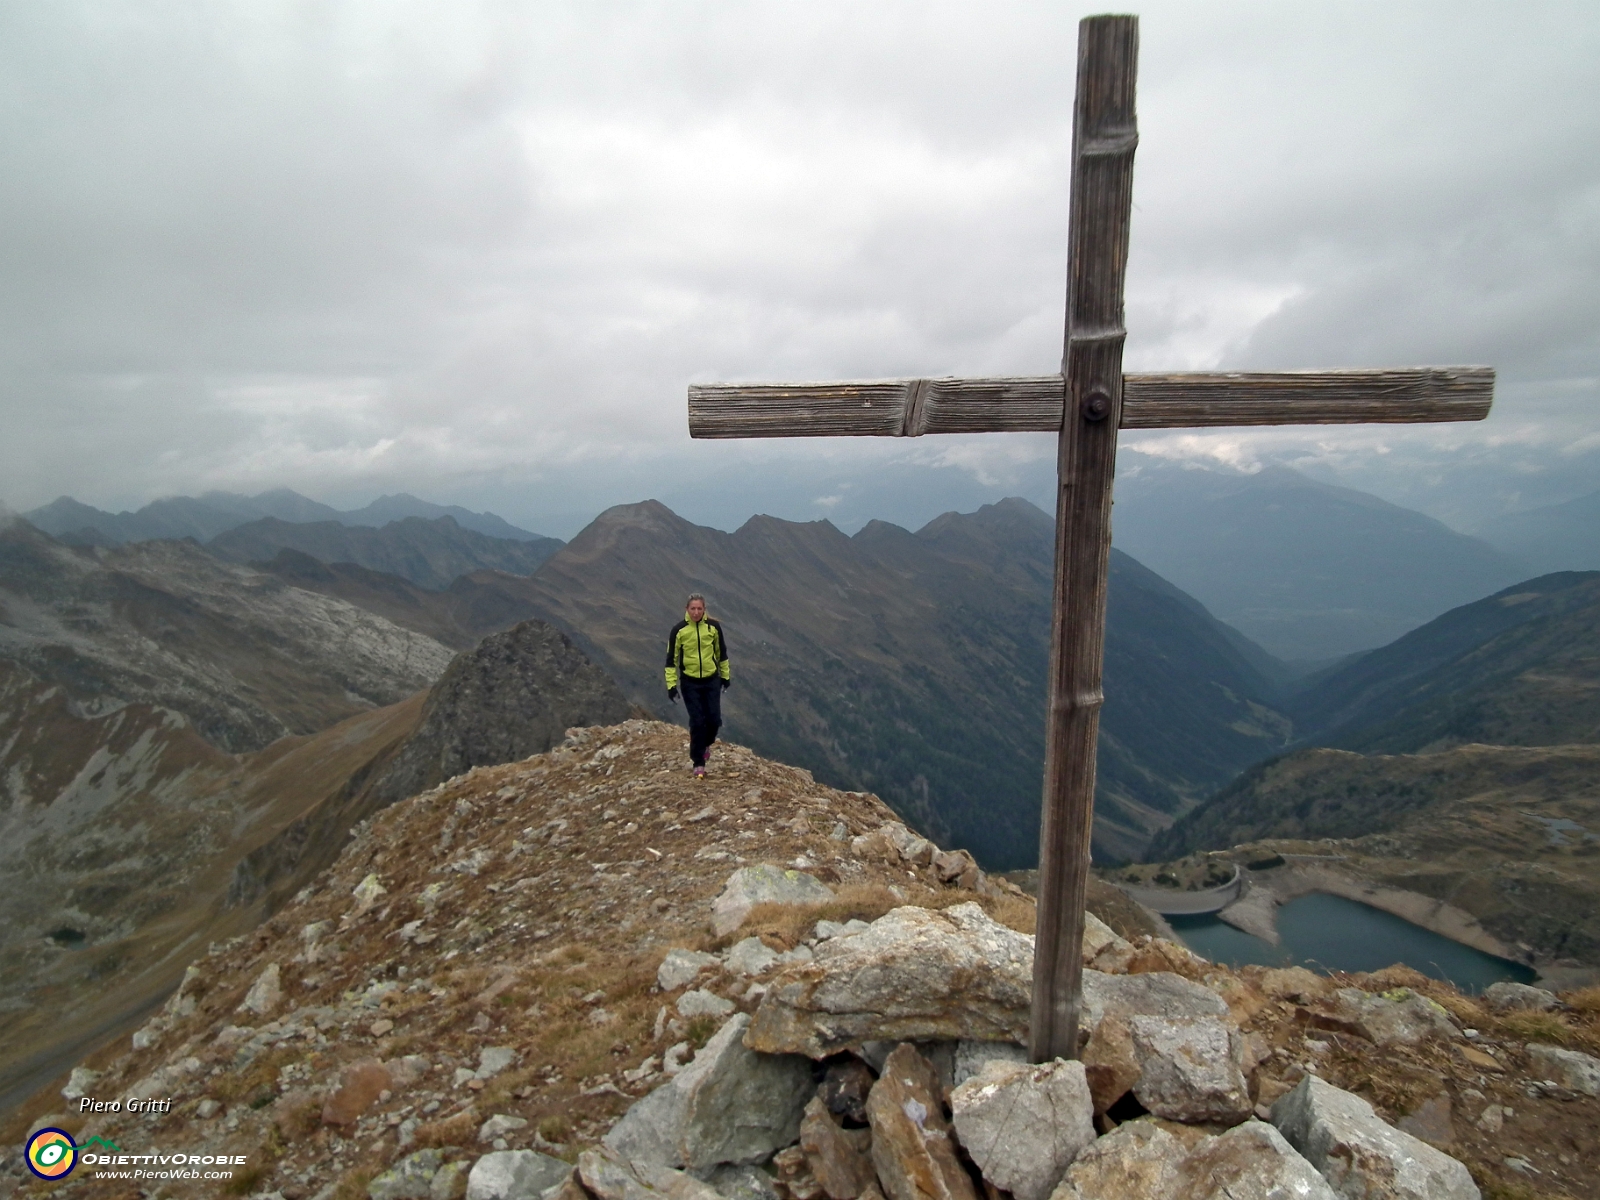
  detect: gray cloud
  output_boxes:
[1,2,1595,538]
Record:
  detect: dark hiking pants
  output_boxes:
[680,676,722,766]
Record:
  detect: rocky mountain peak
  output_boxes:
[9,722,1597,1199]
[370,620,636,809]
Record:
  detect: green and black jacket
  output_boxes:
[665,613,730,689]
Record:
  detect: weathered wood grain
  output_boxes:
[687,367,1494,437]
[1030,13,1139,1066]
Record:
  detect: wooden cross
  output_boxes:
[684,14,1493,1061]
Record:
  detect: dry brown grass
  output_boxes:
[1496,1011,1575,1046]
[211,1047,298,1105]
[1431,992,1488,1027]
[733,885,906,949]
[414,1110,478,1149]
[1563,985,1600,1014]
[329,1167,378,1200]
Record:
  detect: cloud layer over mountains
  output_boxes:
[2,2,1597,536]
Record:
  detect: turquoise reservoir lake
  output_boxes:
[1168,892,1537,994]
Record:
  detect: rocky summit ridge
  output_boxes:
[5,722,1597,1199]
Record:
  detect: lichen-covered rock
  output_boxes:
[677,989,735,1019]
[1128,1015,1252,1125]
[1053,1118,1338,1200]
[658,949,720,992]
[238,962,282,1016]
[604,1013,812,1171]
[726,937,780,977]
[1481,981,1558,1012]
[867,1044,978,1200]
[1325,988,1459,1047]
[467,1150,575,1200]
[1079,969,1230,1038]
[431,1160,470,1200]
[746,904,1033,1056]
[712,865,835,937]
[369,1149,444,1200]
[1526,1044,1600,1096]
[1271,1074,1480,1200]
[949,1058,1094,1200]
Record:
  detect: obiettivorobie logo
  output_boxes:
[25,1128,244,1182]
[25,1128,122,1180]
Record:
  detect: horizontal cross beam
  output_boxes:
[687,366,1494,437]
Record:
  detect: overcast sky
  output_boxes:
[2,1,1596,538]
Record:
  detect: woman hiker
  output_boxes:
[664,592,731,778]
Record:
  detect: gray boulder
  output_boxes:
[658,950,720,992]
[1128,1015,1252,1125]
[604,1013,812,1171]
[369,1149,443,1200]
[677,989,735,1020]
[1327,988,1459,1047]
[1080,969,1230,1037]
[1054,1119,1337,1200]
[712,865,836,937]
[1482,982,1558,1012]
[579,1149,724,1200]
[465,1150,572,1200]
[1271,1074,1480,1200]
[1526,1044,1600,1096]
[726,937,780,977]
[746,903,1033,1056]
[948,1058,1094,1200]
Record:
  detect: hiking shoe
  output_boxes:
[693,765,706,778]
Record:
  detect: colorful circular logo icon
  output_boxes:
[26,1128,78,1180]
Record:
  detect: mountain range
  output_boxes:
[1472,488,1600,577]
[1111,462,1531,663]
[22,488,553,547]
[208,515,562,590]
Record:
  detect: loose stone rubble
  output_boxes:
[9,721,1595,1200]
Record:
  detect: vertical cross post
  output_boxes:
[1029,14,1140,1063]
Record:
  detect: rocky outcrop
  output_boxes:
[746,904,1033,1056]
[370,619,633,806]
